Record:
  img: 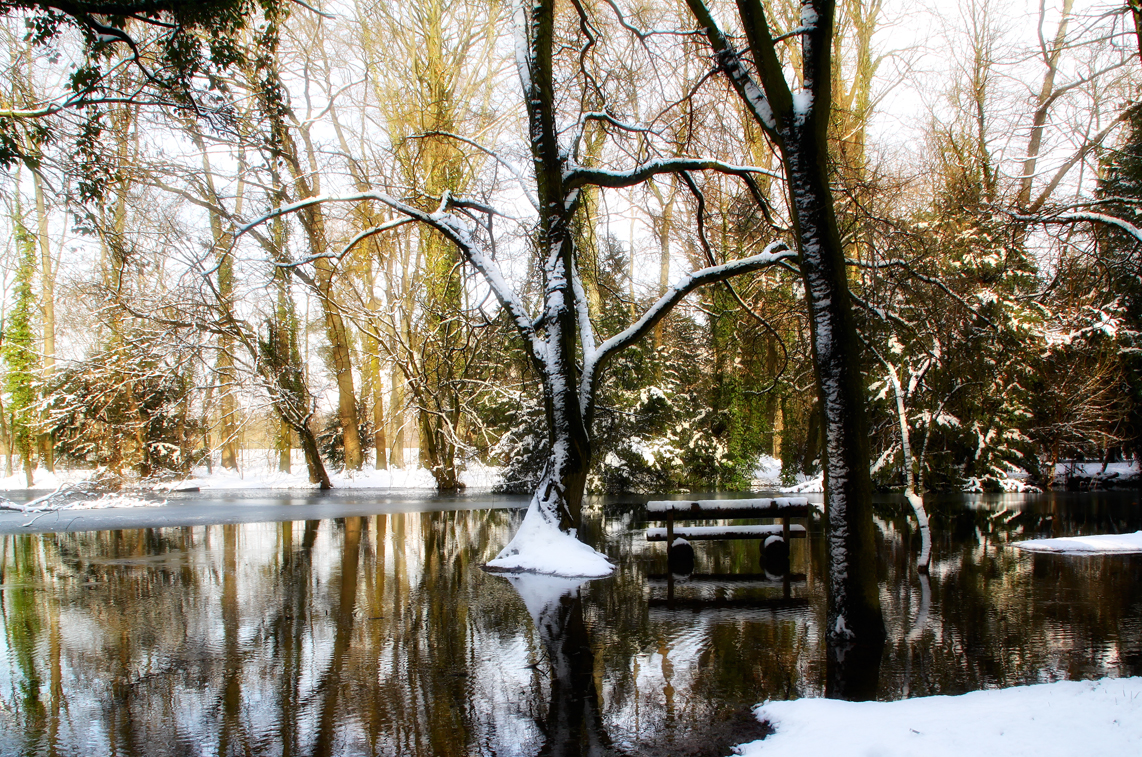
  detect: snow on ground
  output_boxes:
[0,467,88,491]
[1054,460,1140,484]
[1012,531,1142,555]
[737,677,1142,757]
[51,494,163,510]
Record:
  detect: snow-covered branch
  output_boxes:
[564,157,778,190]
[1014,210,1142,245]
[582,241,794,406]
[237,191,542,357]
[685,0,783,134]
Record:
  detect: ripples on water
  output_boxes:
[0,491,1139,756]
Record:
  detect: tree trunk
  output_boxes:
[33,172,55,473]
[785,130,882,646]
[884,362,931,572]
[299,419,331,489]
[389,377,405,468]
[265,78,364,471]
[278,418,291,473]
[372,356,388,470]
[312,259,364,471]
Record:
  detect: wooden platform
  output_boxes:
[646,524,806,541]
[645,496,810,547]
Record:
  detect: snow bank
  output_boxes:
[0,459,503,492]
[737,677,1142,757]
[1012,531,1142,555]
[486,494,614,577]
[752,455,783,486]
[963,475,1041,493]
[0,467,93,491]
[1053,460,1140,486]
[60,494,164,510]
[781,474,823,494]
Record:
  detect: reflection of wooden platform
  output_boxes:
[647,596,810,611]
[647,572,806,588]
[648,570,805,610]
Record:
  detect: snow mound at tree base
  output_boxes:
[486,508,614,578]
[1012,530,1142,554]
[738,677,1142,757]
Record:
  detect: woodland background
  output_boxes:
[1,0,1139,494]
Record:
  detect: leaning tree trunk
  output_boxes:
[785,131,883,647]
[884,361,932,572]
[684,0,885,696]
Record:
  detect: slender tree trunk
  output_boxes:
[278,418,291,473]
[884,362,931,571]
[264,72,364,470]
[785,130,882,646]
[1018,0,1075,208]
[684,0,884,694]
[372,354,388,470]
[194,136,240,471]
[33,172,54,473]
[389,377,405,468]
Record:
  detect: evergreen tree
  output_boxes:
[3,219,39,485]
[1095,107,1142,457]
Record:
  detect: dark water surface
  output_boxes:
[0,490,1139,756]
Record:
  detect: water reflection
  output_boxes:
[0,492,1138,756]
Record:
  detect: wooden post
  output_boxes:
[666,509,674,549]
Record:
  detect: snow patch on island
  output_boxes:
[487,498,614,578]
[737,677,1142,757]
[1012,530,1142,555]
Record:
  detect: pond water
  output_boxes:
[0,490,1139,756]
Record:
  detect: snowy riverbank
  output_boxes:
[736,677,1142,756]
[0,454,503,493]
[1013,530,1142,554]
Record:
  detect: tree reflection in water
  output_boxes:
[0,492,1139,756]
[503,574,614,757]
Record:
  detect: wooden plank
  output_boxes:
[646,524,806,541]
[645,506,809,522]
[646,497,808,513]
[645,498,809,522]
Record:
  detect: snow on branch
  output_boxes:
[564,157,779,190]
[292,217,416,268]
[1014,210,1142,245]
[237,190,542,358]
[685,0,781,133]
[581,241,794,409]
[567,111,662,157]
